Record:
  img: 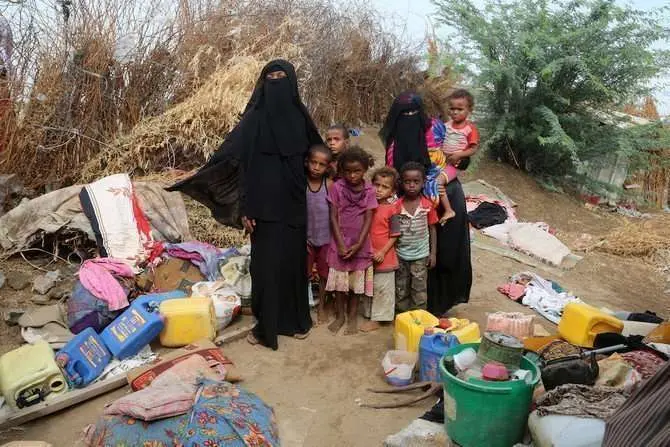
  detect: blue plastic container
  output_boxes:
[56,327,111,388]
[101,299,165,359]
[133,290,186,309]
[419,332,459,382]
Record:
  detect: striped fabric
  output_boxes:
[603,360,670,447]
[396,196,438,261]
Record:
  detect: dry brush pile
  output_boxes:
[0,0,439,188]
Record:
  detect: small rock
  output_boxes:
[47,285,70,300]
[3,308,25,326]
[32,270,61,295]
[0,271,5,289]
[384,419,449,447]
[7,272,31,290]
[32,294,51,305]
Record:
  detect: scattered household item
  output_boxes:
[541,353,599,391]
[101,298,164,359]
[56,327,111,388]
[523,335,560,353]
[644,321,670,344]
[602,361,670,447]
[79,173,152,268]
[384,418,448,447]
[164,241,222,281]
[452,348,478,372]
[535,384,626,419]
[394,310,439,352]
[621,320,658,337]
[191,281,242,330]
[626,311,663,324]
[418,330,459,382]
[0,182,191,258]
[528,411,605,447]
[481,362,510,381]
[84,379,280,447]
[66,281,120,334]
[382,350,418,387]
[360,381,442,409]
[132,290,187,308]
[438,318,481,344]
[439,343,540,447]
[478,331,524,369]
[127,339,240,391]
[78,258,134,311]
[538,339,582,362]
[505,272,581,324]
[468,201,508,229]
[558,302,624,347]
[17,304,73,349]
[486,312,534,338]
[0,341,68,410]
[151,258,205,292]
[159,297,217,347]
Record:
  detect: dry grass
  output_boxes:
[597,218,670,270]
[0,0,447,189]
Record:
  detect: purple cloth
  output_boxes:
[79,258,134,311]
[164,241,222,281]
[307,179,330,247]
[326,179,377,271]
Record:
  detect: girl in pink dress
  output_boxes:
[325,146,378,335]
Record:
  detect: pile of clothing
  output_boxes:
[497,271,581,324]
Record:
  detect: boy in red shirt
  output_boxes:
[360,167,401,333]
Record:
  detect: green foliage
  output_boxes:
[432,0,670,178]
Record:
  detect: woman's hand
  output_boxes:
[427,253,437,269]
[241,216,256,235]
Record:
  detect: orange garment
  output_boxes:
[370,202,401,272]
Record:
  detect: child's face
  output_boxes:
[342,161,366,187]
[401,170,424,198]
[373,175,395,202]
[306,152,331,180]
[448,97,471,123]
[326,129,349,155]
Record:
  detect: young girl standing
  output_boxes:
[325,146,377,335]
[306,144,333,324]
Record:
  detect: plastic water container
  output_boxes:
[0,341,69,410]
[436,318,482,344]
[439,343,541,447]
[56,327,111,388]
[558,302,623,347]
[159,297,217,347]
[133,290,187,308]
[394,310,440,352]
[419,331,459,382]
[101,299,165,359]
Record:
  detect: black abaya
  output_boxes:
[427,179,472,316]
[168,60,321,350]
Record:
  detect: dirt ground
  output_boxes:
[1,130,669,446]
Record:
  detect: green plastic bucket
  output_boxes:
[439,343,540,447]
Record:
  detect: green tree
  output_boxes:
[432,0,669,178]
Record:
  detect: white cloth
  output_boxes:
[483,222,571,266]
[511,271,581,324]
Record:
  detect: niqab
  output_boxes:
[167,59,322,228]
[379,91,431,172]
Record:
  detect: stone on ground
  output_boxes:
[384,419,450,447]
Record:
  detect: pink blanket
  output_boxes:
[79,258,134,311]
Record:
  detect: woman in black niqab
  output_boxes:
[168,60,322,350]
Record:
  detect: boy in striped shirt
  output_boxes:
[394,162,438,311]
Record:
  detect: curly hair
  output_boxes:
[399,161,426,179]
[308,144,332,160]
[448,88,475,109]
[327,123,350,139]
[371,166,399,186]
[337,145,372,172]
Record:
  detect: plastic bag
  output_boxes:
[191,282,241,330]
[382,350,418,387]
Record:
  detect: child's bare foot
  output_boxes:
[316,308,329,325]
[328,317,345,334]
[246,333,260,345]
[439,209,456,225]
[359,321,381,333]
[345,318,358,335]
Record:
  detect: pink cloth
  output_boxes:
[79,258,134,311]
[496,283,527,301]
[326,179,377,272]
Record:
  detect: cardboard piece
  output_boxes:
[126,339,240,391]
[144,258,205,293]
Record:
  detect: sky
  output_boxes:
[370,0,670,116]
